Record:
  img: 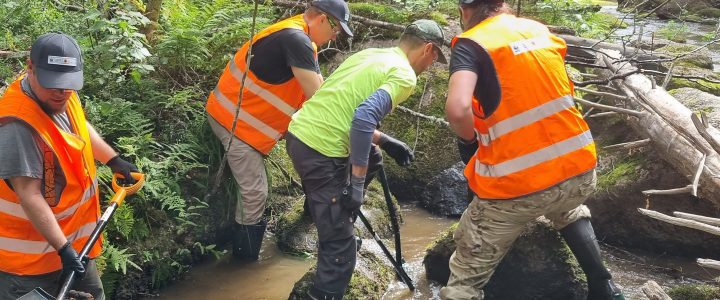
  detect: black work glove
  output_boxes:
[106,155,139,184]
[58,241,86,280]
[378,134,414,166]
[457,134,479,164]
[341,175,365,212]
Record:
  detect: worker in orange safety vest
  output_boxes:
[0,32,139,300]
[442,0,625,299]
[205,0,352,261]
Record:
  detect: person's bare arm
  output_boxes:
[86,122,117,164]
[291,66,323,99]
[446,70,478,141]
[10,176,67,250]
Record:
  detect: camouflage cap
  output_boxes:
[403,19,447,64]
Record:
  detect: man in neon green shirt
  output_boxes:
[286,19,446,299]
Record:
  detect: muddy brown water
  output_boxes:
[150,204,718,299]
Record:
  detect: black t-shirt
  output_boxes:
[449,38,501,118]
[248,28,319,84]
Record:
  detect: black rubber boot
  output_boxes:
[560,218,625,300]
[232,220,267,260]
[307,285,344,300]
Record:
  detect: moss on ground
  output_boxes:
[657,44,714,70]
[597,156,644,190]
[668,284,720,300]
[697,7,720,18]
[668,78,720,96]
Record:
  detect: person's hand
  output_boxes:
[106,156,139,184]
[341,175,365,211]
[58,241,86,280]
[378,135,414,166]
[457,134,478,164]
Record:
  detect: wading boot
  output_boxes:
[561,218,625,300]
[232,219,267,260]
[307,286,344,300]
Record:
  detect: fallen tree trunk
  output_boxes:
[597,52,720,205]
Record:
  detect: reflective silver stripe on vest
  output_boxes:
[213,87,282,140]
[0,221,97,254]
[478,95,574,146]
[228,58,296,117]
[0,178,97,221]
[474,130,593,177]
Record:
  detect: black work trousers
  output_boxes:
[286,133,382,294]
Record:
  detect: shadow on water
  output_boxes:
[150,203,718,299]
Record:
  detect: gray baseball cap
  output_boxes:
[311,0,353,37]
[403,19,447,64]
[30,32,84,90]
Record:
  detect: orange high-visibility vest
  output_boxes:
[0,77,101,275]
[206,14,318,155]
[454,14,597,200]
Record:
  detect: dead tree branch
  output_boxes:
[49,0,86,12]
[638,208,720,236]
[396,105,449,127]
[574,97,644,117]
[697,258,720,271]
[672,212,720,227]
[603,139,651,151]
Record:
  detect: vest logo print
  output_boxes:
[509,36,552,56]
[47,56,78,67]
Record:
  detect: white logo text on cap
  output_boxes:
[47,56,77,67]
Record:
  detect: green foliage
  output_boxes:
[668,284,720,300]
[656,21,690,43]
[519,0,627,38]
[102,241,142,275]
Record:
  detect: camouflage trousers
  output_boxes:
[439,170,596,300]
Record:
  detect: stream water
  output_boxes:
[147,6,720,300]
[600,5,720,71]
[150,202,718,299]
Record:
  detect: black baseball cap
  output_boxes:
[311,0,353,37]
[403,19,447,64]
[30,32,84,90]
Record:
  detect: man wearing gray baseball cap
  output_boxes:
[0,32,139,299]
[286,19,445,300]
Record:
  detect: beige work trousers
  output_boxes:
[440,170,596,300]
[209,116,268,225]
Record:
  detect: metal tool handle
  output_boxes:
[357,210,415,291]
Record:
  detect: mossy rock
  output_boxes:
[273,181,397,255]
[287,245,395,299]
[656,43,714,70]
[669,87,720,127]
[668,284,720,300]
[382,66,458,202]
[668,77,720,95]
[423,220,586,299]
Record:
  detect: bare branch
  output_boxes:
[691,113,720,156]
[673,212,720,227]
[574,69,643,87]
[691,154,706,197]
[396,106,449,127]
[575,87,628,101]
[640,0,672,18]
[603,139,651,151]
[268,159,302,190]
[697,258,720,271]
[0,50,29,58]
[638,208,720,236]
[642,185,692,195]
[574,97,644,117]
[589,112,618,118]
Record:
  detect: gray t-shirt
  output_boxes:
[0,78,73,205]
